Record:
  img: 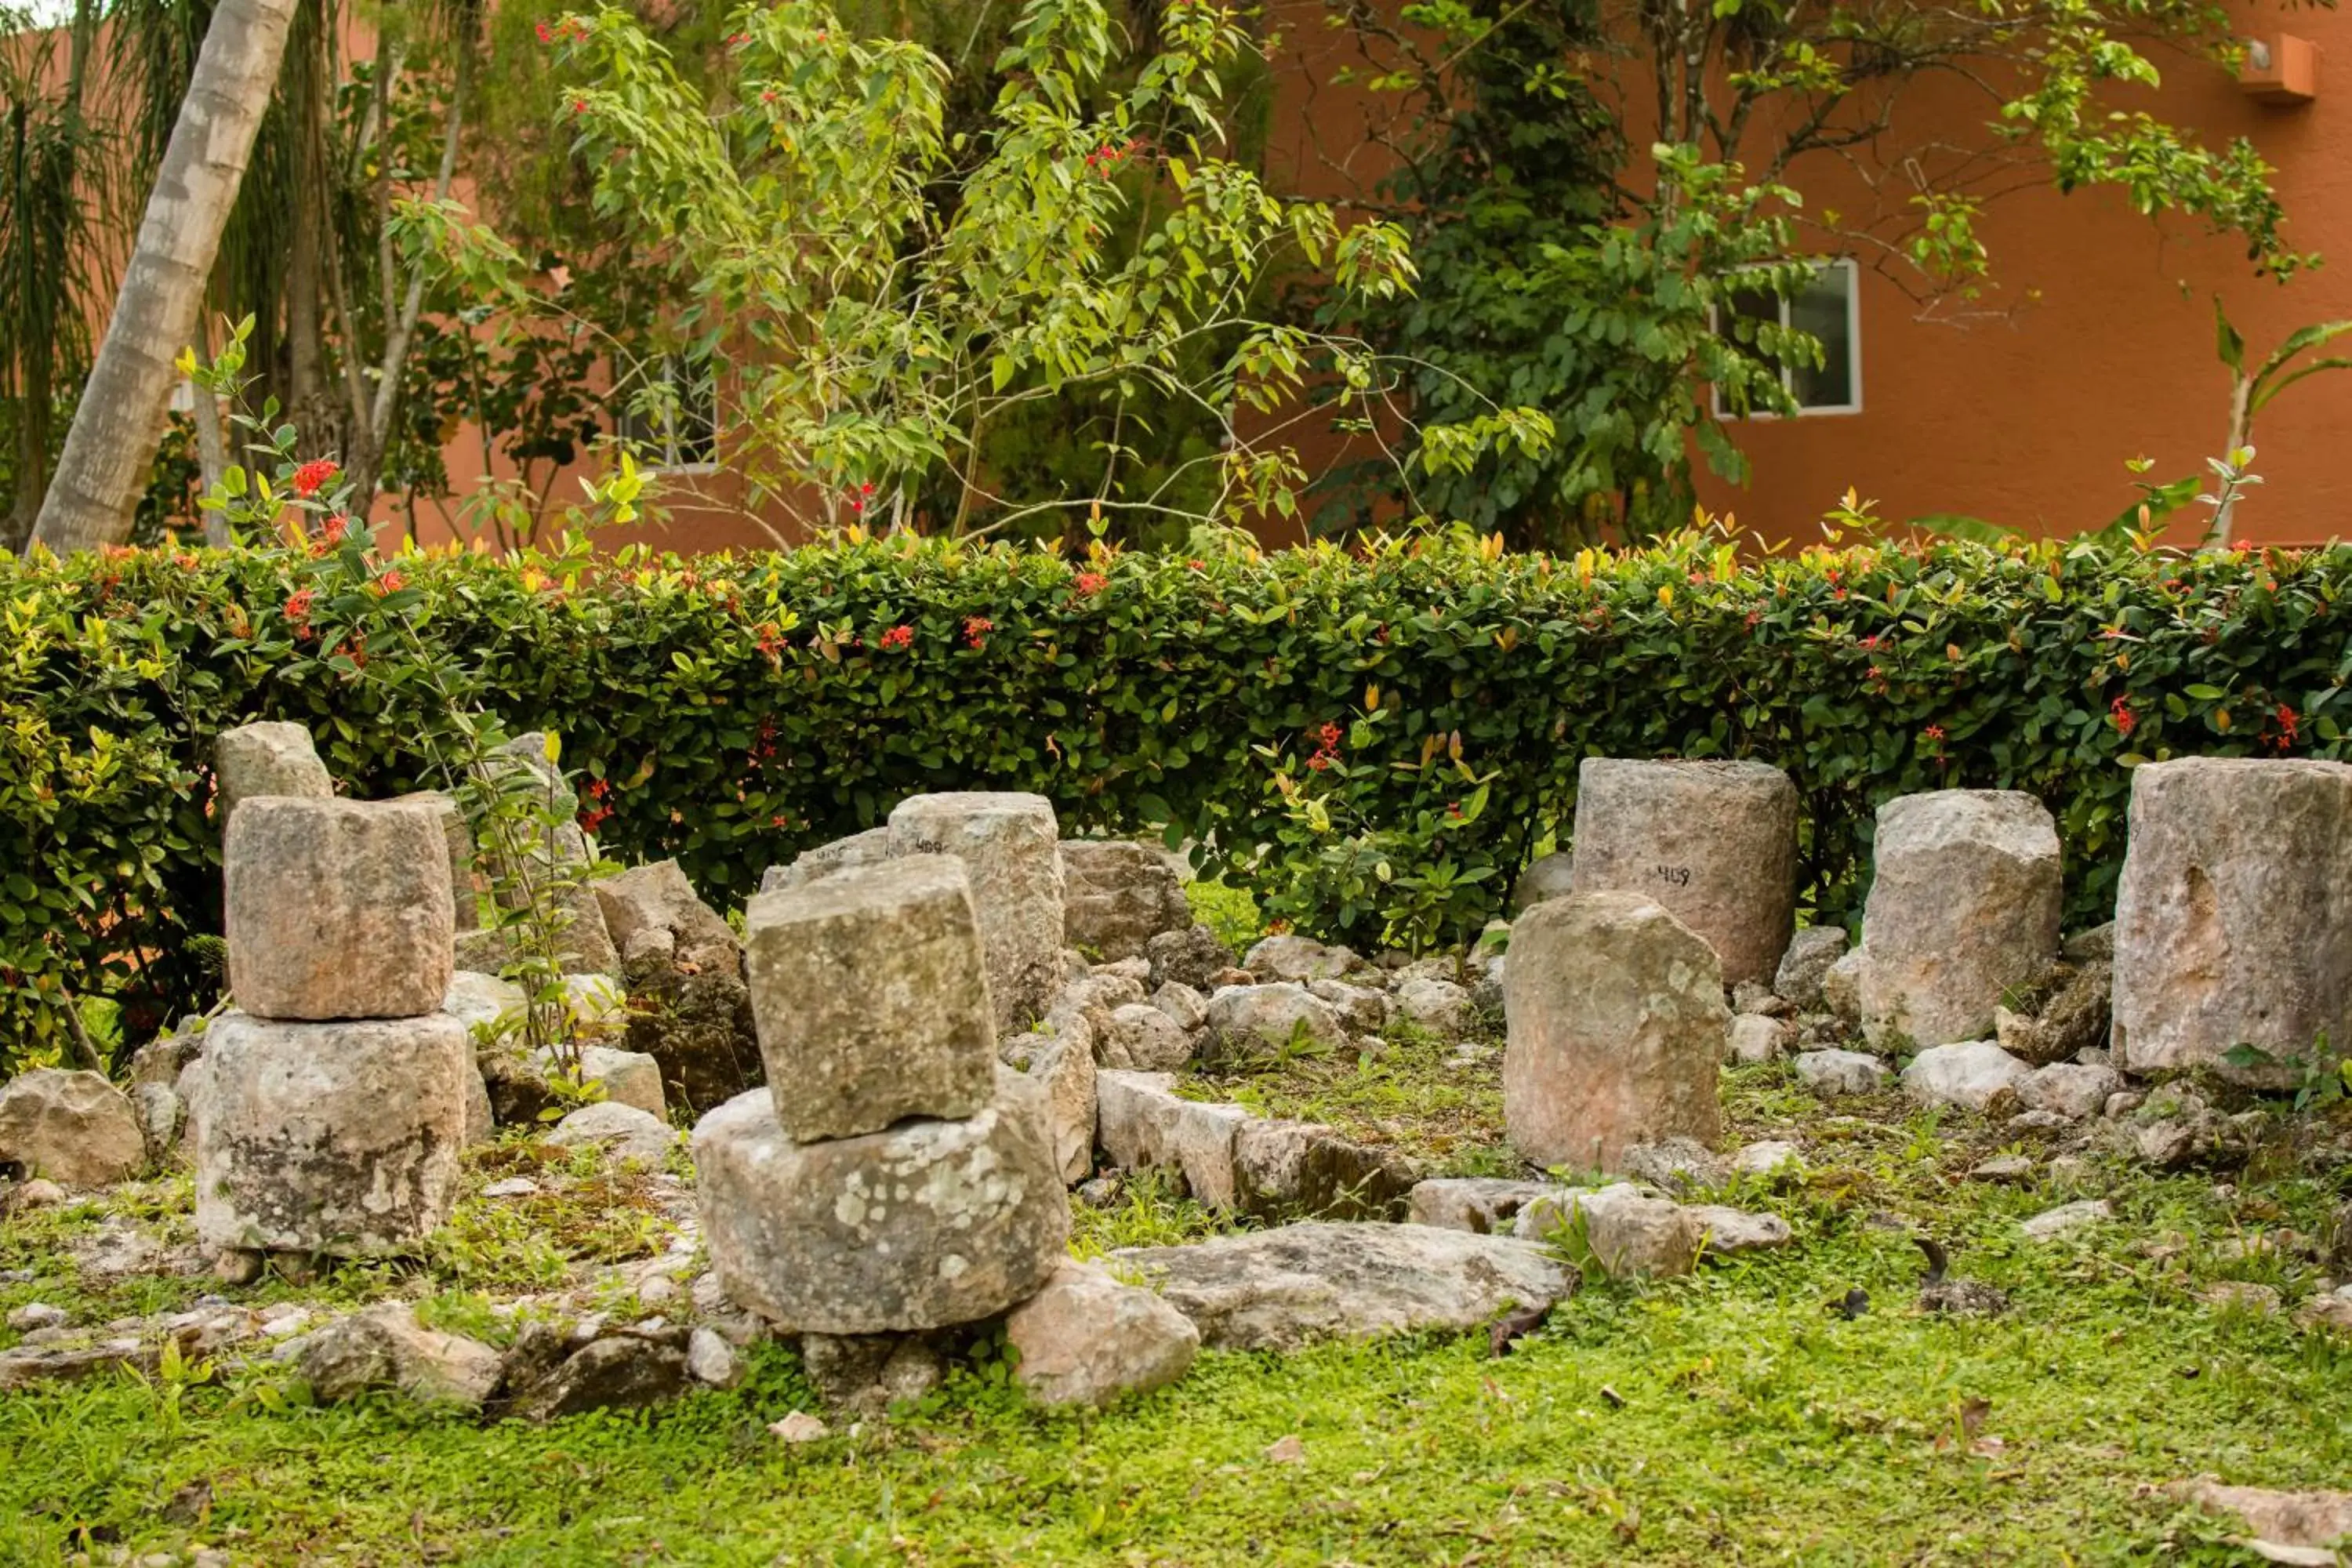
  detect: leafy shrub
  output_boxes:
[5,524,2347,1062]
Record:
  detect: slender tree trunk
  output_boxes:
[24,0,303,557]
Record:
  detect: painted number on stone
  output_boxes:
[1653,864,1691,887]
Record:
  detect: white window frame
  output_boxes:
[1710,258,1862,419]
[613,354,720,475]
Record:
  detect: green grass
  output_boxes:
[1183,878,1262,956]
[5,1046,2350,1563]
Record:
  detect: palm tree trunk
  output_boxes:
[24,0,302,557]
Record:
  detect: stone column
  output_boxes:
[1502,890,1727,1172]
[1567,759,1797,986]
[2112,758,2352,1080]
[888,792,1066,1030]
[1860,789,2062,1050]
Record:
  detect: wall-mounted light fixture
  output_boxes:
[2240,35,2319,104]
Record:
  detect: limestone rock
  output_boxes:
[538,1045,666,1120]
[1820,948,1867,1023]
[1900,1040,2033,1112]
[1773,926,1849,1012]
[1115,1221,1576,1351]
[1515,1183,1701,1279]
[617,941,760,1121]
[1568,758,1798,985]
[1502,891,1726,1173]
[213,720,332,832]
[1730,1140,1805,1179]
[1685,1203,1794,1255]
[1726,1013,1788,1065]
[2019,1062,2123,1120]
[2021,1198,2112,1241]
[2175,1479,2352,1556]
[798,1332,946,1415]
[1145,925,1233,993]
[130,1082,183,1169]
[1152,981,1207,1033]
[1200,982,1347,1067]
[0,1070,143,1188]
[1512,850,1577,912]
[192,1012,468,1256]
[1098,1003,1194,1072]
[1306,978,1391,1034]
[1620,1135,1726,1195]
[1093,1070,1246,1209]
[2063,922,2116,962]
[2113,758,2352,1081]
[1395,976,1472,1036]
[1231,1119,1415,1221]
[546,1102,675,1167]
[760,826,893,895]
[594,860,736,960]
[888,792,1065,1032]
[1992,960,2114,1068]
[289,1303,502,1410]
[743,855,996,1142]
[686,1325,743,1388]
[1406,1177,1553,1236]
[224,797,456,1020]
[506,1331,689,1421]
[694,1066,1068,1334]
[1243,935,1363,983]
[1004,1259,1199,1409]
[1860,789,2062,1051]
[1059,841,1191,962]
[999,1029,1096,1184]
[1793,1049,1890,1098]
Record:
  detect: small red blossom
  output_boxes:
[1923,724,1947,742]
[535,20,552,42]
[880,624,915,651]
[1075,571,1109,595]
[1446,801,1464,820]
[2275,702,2300,750]
[1857,633,1879,651]
[283,589,316,622]
[572,98,589,115]
[372,568,406,596]
[1306,753,1330,771]
[846,481,876,515]
[726,30,749,45]
[1318,722,1343,750]
[2111,695,2137,736]
[963,615,996,648]
[290,459,338,498]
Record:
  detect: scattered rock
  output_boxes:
[1060,840,1192,962]
[888,792,1067,1032]
[1114,1221,1577,1352]
[506,1330,690,1421]
[594,859,737,960]
[1200,983,1347,1067]
[2174,1477,2352,1558]
[1566,758,1798,986]
[999,1027,1097,1185]
[1773,927,1849,1012]
[1993,960,2114,1066]
[1098,1003,1194,1072]
[1231,1118,1415,1221]
[1394,977,1471,1036]
[546,1102,676,1167]
[1516,1183,1702,1279]
[2113,758,2352,1082]
[2021,1198,2113,1241]
[769,1410,831,1443]
[695,1066,1068,1334]
[604,862,761,1116]
[1145,926,1233,993]
[1820,948,1867,1023]
[1406,1177,1554,1236]
[1242,935,1363,984]
[1860,789,2061,1050]
[2201,1282,2284,1316]
[1307,978,1391,1034]
[1726,1013,1788,1065]
[192,1012,470,1257]
[1151,982,1207,1033]
[1620,1135,1726,1196]
[7,1303,66,1332]
[535,1044,666,1120]
[1685,1203,1794,1255]
[685,1325,744,1388]
[1004,1259,1199,1408]
[224,796,456,1020]
[1730,1140,1804,1179]
[2019,1061,2123,1120]
[1900,1040,2033,1112]
[1502,891,1726,1173]
[286,1303,503,1410]
[1094,1070,1248,1209]
[0,1069,144,1188]
[798,1331,946,1414]
[1793,1049,1890,1098]
[1968,1154,2034,1184]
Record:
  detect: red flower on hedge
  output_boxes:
[1923,724,1946,742]
[372,568,406,596]
[2275,702,2300,750]
[290,459,339,498]
[283,589,315,623]
[2110,695,2137,736]
[1075,571,1109,595]
[963,615,995,648]
[880,624,914,651]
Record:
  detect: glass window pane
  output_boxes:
[1788,266,1854,409]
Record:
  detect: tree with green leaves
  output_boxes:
[1312,0,2313,548]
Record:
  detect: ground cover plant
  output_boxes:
[7,524,2351,1058]
[4,995,2348,1564]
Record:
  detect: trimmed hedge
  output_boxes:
[5,528,2349,1057]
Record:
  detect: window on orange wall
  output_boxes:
[1711,259,1862,419]
[612,354,720,473]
